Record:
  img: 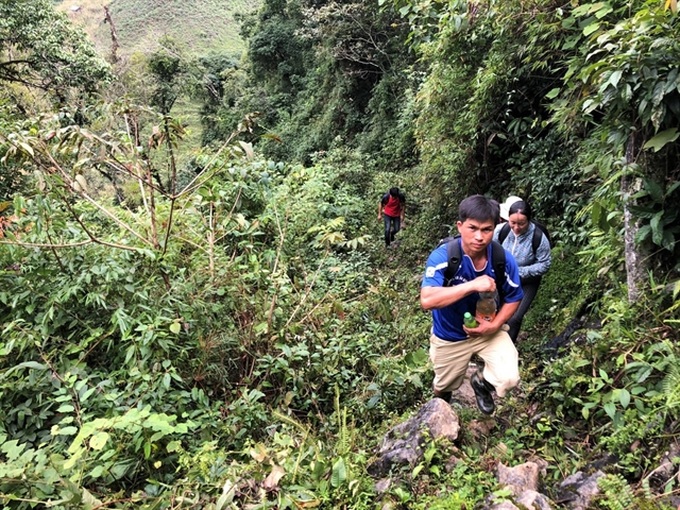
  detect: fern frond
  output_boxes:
[661,362,680,414]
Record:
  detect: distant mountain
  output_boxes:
[58,0,257,58]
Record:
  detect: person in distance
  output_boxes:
[378,187,406,248]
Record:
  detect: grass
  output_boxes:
[57,0,257,59]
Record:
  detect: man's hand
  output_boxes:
[463,320,500,337]
[471,275,496,293]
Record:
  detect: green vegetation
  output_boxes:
[1,0,679,508]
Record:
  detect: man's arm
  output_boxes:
[420,275,495,310]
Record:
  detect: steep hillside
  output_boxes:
[57,0,256,58]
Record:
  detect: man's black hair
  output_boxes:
[458,195,500,225]
[389,187,400,197]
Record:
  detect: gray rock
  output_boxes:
[646,441,680,490]
[487,502,520,510]
[368,398,460,477]
[491,462,553,510]
[374,477,391,494]
[515,490,553,510]
[554,470,605,510]
[497,461,542,493]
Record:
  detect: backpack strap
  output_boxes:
[498,223,511,245]
[440,236,459,286]
[489,241,506,300]
[441,237,506,299]
[531,225,542,253]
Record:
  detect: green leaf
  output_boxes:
[661,230,676,252]
[2,361,47,377]
[651,211,664,245]
[618,388,631,408]
[595,4,613,18]
[18,142,34,157]
[330,457,347,488]
[545,88,560,99]
[405,348,428,367]
[572,4,596,16]
[109,462,130,479]
[167,440,181,452]
[87,465,105,479]
[56,426,78,436]
[636,224,652,243]
[644,178,665,203]
[1,440,26,460]
[643,128,679,152]
[607,70,622,89]
[163,372,171,389]
[583,21,601,36]
[169,322,181,334]
[89,431,110,451]
[604,402,616,419]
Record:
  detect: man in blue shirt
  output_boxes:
[421,195,524,414]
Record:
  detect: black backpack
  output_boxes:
[498,220,551,254]
[381,191,406,206]
[437,236,507,299]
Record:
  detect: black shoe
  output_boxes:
[434,390,452,403]
[470,372,495,415]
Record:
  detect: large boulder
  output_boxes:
[368,398,460,477]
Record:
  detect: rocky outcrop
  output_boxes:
[368,397,627,509]
[367,398,460,478]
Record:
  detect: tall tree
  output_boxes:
[552,1,680,300]
[0,0,110,99]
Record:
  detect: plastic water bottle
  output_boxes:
[476,292,497,322]
[464,312,478,328]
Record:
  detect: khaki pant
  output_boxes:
[429,330,519,397]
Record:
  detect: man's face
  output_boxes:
[457,218,495,256]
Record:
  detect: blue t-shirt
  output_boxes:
[421,239,523,341]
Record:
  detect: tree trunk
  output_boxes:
[103,6,120,64]
[622,132,646,303]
